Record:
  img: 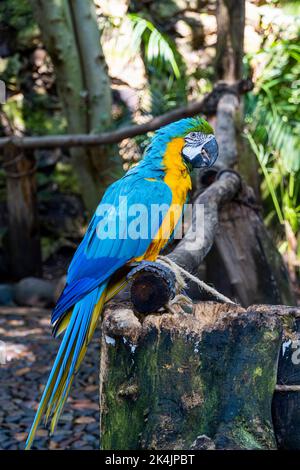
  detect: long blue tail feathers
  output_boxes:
[25,283,107,450]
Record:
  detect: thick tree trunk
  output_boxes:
[99,301,292,450]
[205,184,295,307]
[68,0,122,196]
[3,144,41,279]
[214,0,260,191]
[272,305,300,449]
[30,0,120,213]
[215,0,245,82]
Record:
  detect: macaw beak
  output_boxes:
[182,136,219,168]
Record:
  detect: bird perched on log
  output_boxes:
[26,116,218,449]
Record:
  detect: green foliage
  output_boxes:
[2,93,66,136]
[245,28,300,271]
[128,13,181,79]
[52,162,81,195]
[247,39,300,171]
[127,13,187,118]
[23,96,67,136]
[0,54,22,90]
[0,0,39,49]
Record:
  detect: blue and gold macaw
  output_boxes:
[26,116,218,449]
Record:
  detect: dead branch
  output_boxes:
[0,80,252,150]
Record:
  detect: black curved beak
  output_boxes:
[199,137,219,168]
[183,136,219,168]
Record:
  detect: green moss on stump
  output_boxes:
[100,303,282,450]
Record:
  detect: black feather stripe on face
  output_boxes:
[185,132,214,146]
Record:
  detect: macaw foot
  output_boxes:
[166,292,194,315]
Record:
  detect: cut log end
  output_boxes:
[131,271,171,314]
[129,261,177,314]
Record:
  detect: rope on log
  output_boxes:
[157,255,235,304]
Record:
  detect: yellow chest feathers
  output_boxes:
[136,138,192,261]
[163,137,192,204]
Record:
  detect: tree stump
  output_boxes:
[271,306,300,449]
[3,144,41,279]
[99,301,284,450]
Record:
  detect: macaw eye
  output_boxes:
[189,132,197,138]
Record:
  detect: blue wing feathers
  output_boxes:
[52,176,172,324]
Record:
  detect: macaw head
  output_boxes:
[179,116,219,169]
[141,117,218,171]
[142,116,218,171]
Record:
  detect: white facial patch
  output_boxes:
[182,145,201,161]
[183,133,215,162]
[185,132,214,147]
[182,131,219,169]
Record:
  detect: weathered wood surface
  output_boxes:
[272,305,300,449]
[99,301,292,450]
[3,145,41,279]
[215,0,245,82]
[205,185,295,307]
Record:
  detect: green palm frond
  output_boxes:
[253,110,300,173]
[245,27,300,240]
[127,13,181,78]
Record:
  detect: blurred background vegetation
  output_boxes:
[0,0,299,297]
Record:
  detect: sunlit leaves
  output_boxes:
[245,28,300,245]
[127,13,181,79]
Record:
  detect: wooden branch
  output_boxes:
[168,170,241,272]
[128,262,177,314]
[0,80,252,150]
[275,385,300,392]
[3,144,42,279]
[215,93,240,168]
[126,170,241,314]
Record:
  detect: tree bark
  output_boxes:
[3,144,41,279]
[30,0,119,213]
[272,305,300,449]
[99,301,286,450]
[205,184,295,307]
[215,0,245,82]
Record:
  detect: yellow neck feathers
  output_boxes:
[163,137,192,205]
[136,138,192,261]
